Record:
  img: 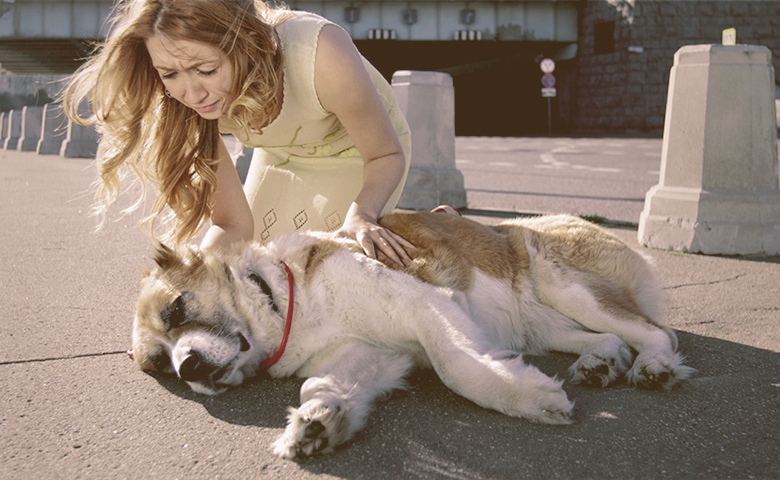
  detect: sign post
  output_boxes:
[540,58,556,136]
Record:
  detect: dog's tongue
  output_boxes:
[126,350,134,360]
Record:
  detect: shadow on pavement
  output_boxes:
[148,331,780,479]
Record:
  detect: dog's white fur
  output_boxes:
[132,212,694,459]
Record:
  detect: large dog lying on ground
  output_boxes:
[131,212,694,459]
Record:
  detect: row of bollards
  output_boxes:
[0,102,97,158]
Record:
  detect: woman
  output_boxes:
[63,0,414,264]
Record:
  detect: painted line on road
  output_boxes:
[540,149,623,173]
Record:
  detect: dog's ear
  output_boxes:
[153,243,183,271]
[184,246,206,270]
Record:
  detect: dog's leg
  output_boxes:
[272,342,413,459]
[518,303,633,387]
[533,279,694,390]
[411,301,574,425]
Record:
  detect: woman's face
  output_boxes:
[146,34,234,119]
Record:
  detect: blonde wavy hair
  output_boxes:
[62,0,289,245]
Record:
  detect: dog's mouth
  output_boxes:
[173,331,254,395]
[181,361,235,395]
[193,373,231,395]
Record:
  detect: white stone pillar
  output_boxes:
[18,106,43,151]
[60,103,98,159]
[391,70,467,210]
[3,109,22,150]
[638,44,780,255]
[37,103,67,155]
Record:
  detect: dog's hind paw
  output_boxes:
[271,400,350,459]
[570,348,632,388]
[627,351,695,390]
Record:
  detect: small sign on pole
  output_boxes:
[539,59,556,136]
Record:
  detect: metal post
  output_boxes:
[547,98,552,136]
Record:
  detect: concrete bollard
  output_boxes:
[37,103,68,155]
[638,44,780,255]
[18,106,43,151]
[391,70,467,210]
[3,109,22,150]
[60,103,98,158]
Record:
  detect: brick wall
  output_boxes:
[575,0,780,136]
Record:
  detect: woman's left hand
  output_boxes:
[337,211,414,266]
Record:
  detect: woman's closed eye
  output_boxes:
[159,68,215,80]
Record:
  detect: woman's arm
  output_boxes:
[200,138,255,251]
[314,24,413,265]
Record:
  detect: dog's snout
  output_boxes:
[178,351,217,382]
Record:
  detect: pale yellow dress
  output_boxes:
[219,11,411,244]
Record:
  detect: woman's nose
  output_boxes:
[181,76,208,104]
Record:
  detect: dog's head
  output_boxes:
[132,244,275,395]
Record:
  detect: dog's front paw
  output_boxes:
[512,375,574,425]
[627,350,695,390]
[272,400,350,459]
[531,386,575,425]
[570,346,632,388]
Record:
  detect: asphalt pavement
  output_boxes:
[1,139,779,479]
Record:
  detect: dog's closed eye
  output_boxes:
[161,292,191,329]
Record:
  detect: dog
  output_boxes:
[131,212,694,459]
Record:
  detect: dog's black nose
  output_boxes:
[178,352,217,382]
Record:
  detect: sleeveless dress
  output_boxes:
[219,11,411,244]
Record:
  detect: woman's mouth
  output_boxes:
[193,100,219,114]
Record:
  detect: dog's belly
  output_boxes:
[459,270,525,349]
[461,269,582,356]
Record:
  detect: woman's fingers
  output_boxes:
[359,228,412,266]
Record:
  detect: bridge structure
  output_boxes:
[0,0,114,73]
[0,0,580,136]
[0,0,578,71]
